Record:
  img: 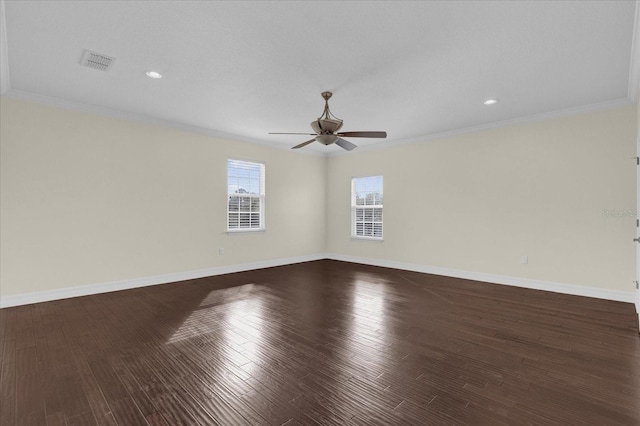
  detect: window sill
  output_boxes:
[226,229,266,235]
[350,236,384,242]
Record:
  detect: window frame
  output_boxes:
[227,159,266,233]
[351,175,383,241]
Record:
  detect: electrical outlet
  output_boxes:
[520,255,528,264]
[218,247,225,255]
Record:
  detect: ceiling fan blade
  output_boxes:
[337,131,387,138]
[335,138,357,151]
[269,132,317,135]
[291,138,316,149]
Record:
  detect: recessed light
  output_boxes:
[145,71,162,79]
[484,99,498,105]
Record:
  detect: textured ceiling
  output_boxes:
[1,1,638,154]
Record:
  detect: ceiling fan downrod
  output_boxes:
[320,91,338,121]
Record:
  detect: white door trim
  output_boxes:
[635,132,640,333]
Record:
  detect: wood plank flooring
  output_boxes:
[1,259,639,425]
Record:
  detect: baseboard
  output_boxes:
[326,253,637,304]
[2,253,635,308]
[0,253,327,308]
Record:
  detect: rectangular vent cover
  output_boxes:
[80,50,115,71]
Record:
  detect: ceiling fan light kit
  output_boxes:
[269,91,387,151]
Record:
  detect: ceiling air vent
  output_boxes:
[80,50,115,72]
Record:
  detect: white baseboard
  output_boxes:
[325,253,637,304]
[0,253,327,308]
[2,253,636,308]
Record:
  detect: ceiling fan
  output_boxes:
[269,91,387,151]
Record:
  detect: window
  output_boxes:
[227,159,265,231]
[351,175,383,239]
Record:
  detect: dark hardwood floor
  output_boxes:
[1,260,639,425]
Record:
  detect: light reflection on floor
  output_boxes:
[166,283,262,347]
[352,275,387,335]
[163,272,395,416]
[349,275,388,367]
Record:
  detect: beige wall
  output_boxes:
[326,106,636,292]
[0,97,326,297]
[1,97,636,300]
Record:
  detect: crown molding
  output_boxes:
[329,97,634,157]
[0,0,10,95]
[5,89,633,160]
[628,0,640,101]
[2,88,327,157]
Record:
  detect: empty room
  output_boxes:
[1,1,639,425]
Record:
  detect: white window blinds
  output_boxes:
[351,175,383,239]
[227,160,265,231]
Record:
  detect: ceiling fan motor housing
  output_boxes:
[311,118,343,135]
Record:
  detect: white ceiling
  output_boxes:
[1,1,638,154]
